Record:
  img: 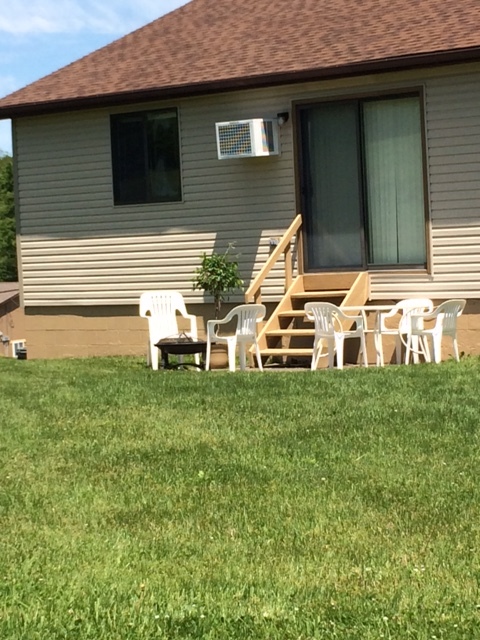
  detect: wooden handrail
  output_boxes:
[245,214,303,304]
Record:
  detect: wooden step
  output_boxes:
[290,289,350,299]
[303,272,360,291]
[266,329,315,337]
[278,310,310,318]
[260,348,313,357]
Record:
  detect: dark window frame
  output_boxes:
[110,108,182,206]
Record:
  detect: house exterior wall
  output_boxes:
[22,300,480,361]
[14,61,480,309]
[372,70,480,298]
[0,296,26,357]
[23,302,241,359]
[11,61,480,358]
[14,94,296,308]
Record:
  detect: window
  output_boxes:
[299,93,427,270]
[111,109,182,205]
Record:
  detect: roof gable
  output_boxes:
[0,282,19,306]
[1,0,480,117]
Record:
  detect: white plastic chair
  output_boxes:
[139,290,198,370]
[206,304,266,372]
[305,302,368,371]
[374,298,434,366]
[406,299,466,364]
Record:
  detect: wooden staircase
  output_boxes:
[245,214,370,366]
[256,272,369,364]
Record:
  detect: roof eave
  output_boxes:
[1,46,480,119]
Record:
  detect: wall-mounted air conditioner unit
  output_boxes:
[11,339,26,358]
[215,119,280,159]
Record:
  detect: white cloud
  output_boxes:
[0,1,190,154]
[0,1,127,35]
[0,0,190,35]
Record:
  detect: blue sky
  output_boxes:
[0,0,190,155]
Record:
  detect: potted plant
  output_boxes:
[192,245,244,368]
[192,244,244,319]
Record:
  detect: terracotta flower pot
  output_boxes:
[208,343,229,369]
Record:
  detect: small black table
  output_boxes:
[155,339,207,370]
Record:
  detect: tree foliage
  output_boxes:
[0,154,17,281]
[192,245,243,318]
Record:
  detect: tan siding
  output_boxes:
[14,62,480,306]
[370,70,480,299]
[16,90,298,305]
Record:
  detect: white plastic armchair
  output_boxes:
[374,298,433,366]
[206,304,266,372]
[406,298,466,364]
[139,290,198,370]
[305,302,367,371]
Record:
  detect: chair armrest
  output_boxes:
[183,313,198,340]
[337,309,364,325]
[207,301,246,327]
[206,317,231,339]
[379,307,399,320]
[337,308,361,319]
[410,308,436,321]
[374,306,403,333]
[207,317,231,330]
[336,310,365,333]
[408,311,434,334]
[207,317,231,326]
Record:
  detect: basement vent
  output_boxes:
[215,119,280,159]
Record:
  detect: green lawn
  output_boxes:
[0,356,479,639]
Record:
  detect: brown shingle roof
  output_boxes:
[0,282,19,306]
[1,0,480,117]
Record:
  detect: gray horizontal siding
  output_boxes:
[370,70,480,299]
[16,88,298,305]
[14,62,480,305]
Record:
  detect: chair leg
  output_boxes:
[239,343,247,371]
[254,341,263,372]
[452,337,460,362]
[411,336,420,364]
[334,336,344,370]
[395,335,402,365]
[405,333,412,365]
[325,338,335,369]
[421,336,431,363]
[311,338,322,371]
[205,338,211,371]
[432,333,442,364]
[360,334,368,368]
[150,343,159,371]
[374,333,384,367]
[227,339,237,372]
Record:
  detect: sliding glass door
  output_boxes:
[300,102,364,269]
[299,94,427,271]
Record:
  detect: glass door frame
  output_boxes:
[293,88,431,274]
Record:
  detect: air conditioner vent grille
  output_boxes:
[217,122,252,157]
